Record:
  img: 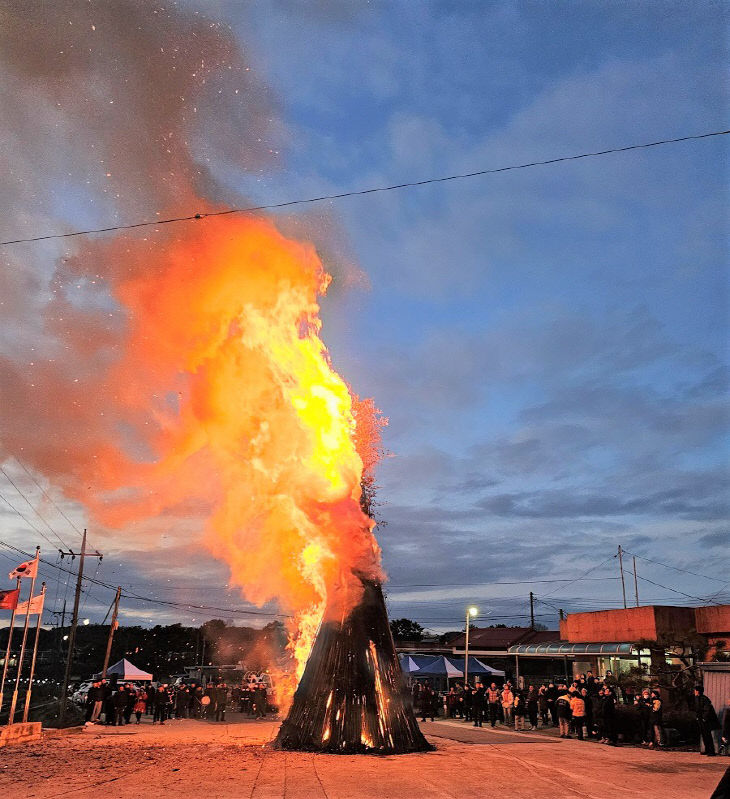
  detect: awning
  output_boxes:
[508,642,635,656]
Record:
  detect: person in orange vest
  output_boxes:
[569,689,586,740]
[501,683,514,726]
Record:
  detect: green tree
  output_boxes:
[389,618,424,641]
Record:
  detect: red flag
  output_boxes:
[0,587,20,610]
[16,591,45,616]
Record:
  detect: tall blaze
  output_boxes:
[25,216,383,702]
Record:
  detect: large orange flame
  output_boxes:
[46,215,383,704]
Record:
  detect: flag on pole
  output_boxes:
[8,556,38,580]
[0,588,20,610]
[15,591,45,616]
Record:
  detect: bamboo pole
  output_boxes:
[8,548,40,725]
[0,577,21,713]
[22,583,46,723]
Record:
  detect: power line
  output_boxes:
[0,488,59,550]
[13,457,84,541]
[622,549,728,586]
[388,577,619,588]
[0,539,289,619]
[0,464,70,550]
[1,129,727,248]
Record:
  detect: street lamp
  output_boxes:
[464,606,478,688]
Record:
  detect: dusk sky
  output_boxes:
[0,1,727,634]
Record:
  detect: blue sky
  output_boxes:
[0,1,727,632]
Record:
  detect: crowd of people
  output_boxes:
[412,671,729,754]
[82,679,270,725]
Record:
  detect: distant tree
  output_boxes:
[389,618,424,641]
[533,623,548,631]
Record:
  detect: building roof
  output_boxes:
[508,642,635,656]
[451,627,561,651]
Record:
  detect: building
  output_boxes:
[395,605,729,686]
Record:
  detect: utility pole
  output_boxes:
[101,587,122,679]
[559,608,564,621]
[529,592,535,631]
[58,531,102,725]
[633,556,640,607]
[617,545,627,609]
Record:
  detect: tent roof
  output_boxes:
[449,656,505,676]
[415,656,463,677]
[103,658,153,680]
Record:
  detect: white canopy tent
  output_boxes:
[95,658,153,681]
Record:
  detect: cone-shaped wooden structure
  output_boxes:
[274,577,432,754]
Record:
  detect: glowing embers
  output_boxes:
[273,577,432,755]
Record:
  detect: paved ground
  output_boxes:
[1,713,726,798]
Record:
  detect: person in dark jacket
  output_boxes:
[635,689,653,745]
[462,684,473,722]
[598,686,618,745]
[556,686,572,738]
[152,685,169,724]
[102,680,114,725]
[123,684,136,724]
[254,684,267,719]
[113,686,128,726]
[472,683,485,727]
[537,685,549,727]
[513,690,527,731]
[215,682,228,722]
[527,686,539,730]
[695,686,720,755]
[87,681,103,723]
[419,684,436,722]
[546,683,559,726]
[649,690,664,748]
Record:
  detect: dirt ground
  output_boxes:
[3,715,727,799]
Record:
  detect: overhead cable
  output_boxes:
[1,130,727,248]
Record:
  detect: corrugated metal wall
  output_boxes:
[702,667,730,723]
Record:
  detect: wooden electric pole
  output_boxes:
[633,556,640,607]
[529,592,535,630]
[101,587,122,680]
[58,530,102,724]
[617,545,627,609]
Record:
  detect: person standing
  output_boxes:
[123,684,135,725]
[254,683,267,719]
[462,684,473,722]
[546,682,559,727]
[556,686,572,738]
[133,692,146,724]
[501,683,514,727]
[636,689,653,746]
[527,686,539,730]
[569,689,586,740]
[601,686,618,746]
[472,682,485,728]
[215,682,228,722]
[695,686,720,756]
[649,690,664,748]
[513,690,526,731]
[152,685,168,724]
[113,686,128,726]
[87,681,104,724]
[486,683,501,728]
[537,685,549,727]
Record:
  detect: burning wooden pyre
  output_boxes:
[274,577,432,754]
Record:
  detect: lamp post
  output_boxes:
[464,607,478,688]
